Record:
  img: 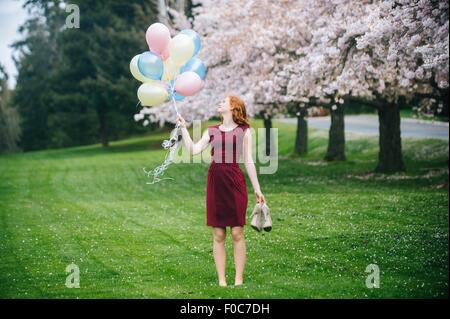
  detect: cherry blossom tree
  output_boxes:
[286,0,449,171]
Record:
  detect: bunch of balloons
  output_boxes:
[131,23,206,184]
[130,23,206,109]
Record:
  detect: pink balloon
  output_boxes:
[174,72,203,96]
[146,23,171,55]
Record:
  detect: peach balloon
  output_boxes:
[174,71,203,96]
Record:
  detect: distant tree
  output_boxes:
[12,13,56,151]
[0,65,21,153]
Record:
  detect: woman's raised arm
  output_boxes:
[177,115,210,155]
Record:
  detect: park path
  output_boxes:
[278,114,449,140]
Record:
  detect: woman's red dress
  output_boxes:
[206,124,250,227]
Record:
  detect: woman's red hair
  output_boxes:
[221,95,250,126]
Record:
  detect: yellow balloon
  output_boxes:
[130,55,154,83]
[169,34,195,66]
[137,82,168,107]
[162,58,179,81]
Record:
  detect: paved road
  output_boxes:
[277,115,449,140]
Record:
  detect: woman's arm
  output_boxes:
[243,128,266,204]
[177,115,210,156]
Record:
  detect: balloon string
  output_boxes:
[143,81,181,184]
[170,80,180,116]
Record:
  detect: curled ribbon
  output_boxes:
[143,81,182,184]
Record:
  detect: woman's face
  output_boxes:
[217,97,231,114]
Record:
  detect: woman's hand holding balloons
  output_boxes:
[133,24,206,184]
[176,114,187,128]
[130,23,206,108]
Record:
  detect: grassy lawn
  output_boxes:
[400,109,449,123]
[0,120,448,298]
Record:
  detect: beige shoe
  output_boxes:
[261,203,272,232]
[250,203,272,232]
[250,203,263,232]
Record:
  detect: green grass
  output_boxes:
[0,120,448,298]
[400,109,449,123]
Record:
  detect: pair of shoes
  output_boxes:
[250,203,272,232]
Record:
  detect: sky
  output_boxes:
[0,0,28,88]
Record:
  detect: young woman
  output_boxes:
[177,95,266,287]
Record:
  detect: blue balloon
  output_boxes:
[180,57,206,80]
[180,29,201,56]
[174,92,185,101]
[137,51,163,80]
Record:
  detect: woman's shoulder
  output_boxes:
[207,124,220,135]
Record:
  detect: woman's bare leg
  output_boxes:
[212,227,227,286]
[231,226,246,286]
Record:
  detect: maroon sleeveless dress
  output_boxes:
[206,124,250,227]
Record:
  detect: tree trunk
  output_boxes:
[99,111,109,147]
[375,101,405,173]
[295,107,308,155]
[263,114,272,156]
[325,104,346,161]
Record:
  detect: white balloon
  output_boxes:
[169,34,195,66]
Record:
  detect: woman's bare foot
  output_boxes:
[234,278,243,286]
[219,281,227,287]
